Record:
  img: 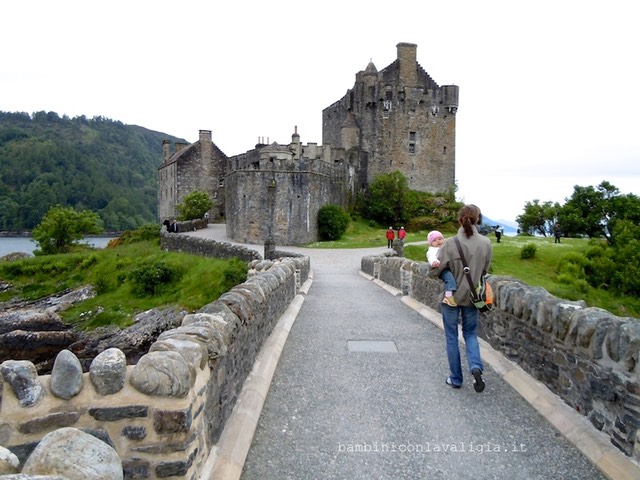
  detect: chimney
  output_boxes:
[199,130,212,144]
[397,42,418,87]
[162,140,171,163]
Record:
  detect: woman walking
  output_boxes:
[429,204,493,392]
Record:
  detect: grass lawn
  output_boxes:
[0,239,247,330]
[308,220,640,319]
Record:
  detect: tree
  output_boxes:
[317,204,350,240]
[32,205,103,254]
[177,190,213,221]
[560,181,640,244]
[363,171,408,226]
[516,200,558,236]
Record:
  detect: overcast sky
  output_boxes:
[2,0,638,225]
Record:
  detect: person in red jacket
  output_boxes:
[385,227,395,248]
[398,226,407,244]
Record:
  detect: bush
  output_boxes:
[177,190,213,221]
[128,261,180,296]
[520,243,537,259]
[318,204,350,240]
[120,224,161,243]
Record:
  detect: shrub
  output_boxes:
[318,204,350,240]
[177,190,213,221]
[114,224,161,246]
[520,243,537,259]
[556,252,588,282]
[128,261,179,296]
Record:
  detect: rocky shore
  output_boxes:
[0,285,185,375]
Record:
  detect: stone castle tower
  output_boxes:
[225,128,353,245]
[157,43,457,245]
[322,42,458,193]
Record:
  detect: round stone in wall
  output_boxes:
[50,349,84,400]
[129,351,193,397]
[89,348,126,395]
[21,427,123,479]
[0,445,20,474]
[0,360,43,408]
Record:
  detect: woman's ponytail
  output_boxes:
[458,204,482,238]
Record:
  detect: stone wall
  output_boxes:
[161,229,261,262]
[361,254,640,462]
[0,235,310,478]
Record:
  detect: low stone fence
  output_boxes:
[165,219,209,233]
[0,236,310,478]
[161,231,261,263]
[361,254,640,462]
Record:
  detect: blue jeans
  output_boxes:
[441,304,483,385]
[440,269,457,292]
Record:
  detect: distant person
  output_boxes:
[554,223,562,243]
[204,211,210,223]
[429,204,493,392]
[386,227,395,248]
[162,219,175,233]
[495,225,503,243]
[427,230,457,306]
[398,226,407,244]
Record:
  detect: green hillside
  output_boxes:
[0,111,186,232]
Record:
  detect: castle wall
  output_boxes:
[0,234,310,479]
[360,255,640,462]
[225,147,351,246]
[157,161,178,221]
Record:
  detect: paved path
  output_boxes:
[188,226,634,480]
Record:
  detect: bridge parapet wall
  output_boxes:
[0,235,310,478]
[361,254,640,461]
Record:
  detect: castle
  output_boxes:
[158,42,458,245]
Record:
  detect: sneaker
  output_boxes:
[446,377,461,389]
[442,296,457,307]
[472,368,485,393]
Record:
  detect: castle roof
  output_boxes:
[364,60,378,74]
[259,142,290,153]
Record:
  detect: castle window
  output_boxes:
[409,131,416,155]
[443,146,447,155]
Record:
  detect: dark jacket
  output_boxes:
[428,226,492,306]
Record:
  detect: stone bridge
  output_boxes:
[0,227,638,479]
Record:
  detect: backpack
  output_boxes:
[454,238,493,313]
[470,275,493,312]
